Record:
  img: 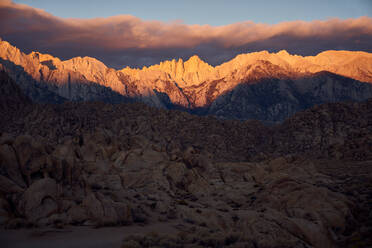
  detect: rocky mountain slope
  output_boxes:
[1,38,372,122]
[0,70,371,247]
[0,64,31,125]
[208,71,372,121]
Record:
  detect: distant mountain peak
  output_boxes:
[187,54,203,62]
[276,50,290,56]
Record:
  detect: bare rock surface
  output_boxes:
[0,69,371,247]
[0,127,370,247]
[1,39,372,122]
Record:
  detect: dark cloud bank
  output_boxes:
[1,0,372,68]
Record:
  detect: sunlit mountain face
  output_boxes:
[1,1,372,248]
[1,38,372,122]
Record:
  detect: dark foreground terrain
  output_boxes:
[0,69,371,247]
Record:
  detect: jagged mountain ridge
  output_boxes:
[1,38,372,122]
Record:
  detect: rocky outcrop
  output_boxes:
[1,39,372,122]
[271,99,372,161]
[0,130,370,247]
[1,74,371,247]
[1,84,371,162]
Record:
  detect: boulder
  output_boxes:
[0,174,24,193]
[0,144,25,187]
[22,178,58,222]
[82,193,104,223]
[67,204,88,224]
[81,192,132,226]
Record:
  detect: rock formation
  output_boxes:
[1,69,372,247]
[1,38,372,122]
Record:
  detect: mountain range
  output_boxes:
[1,38,372,122]
[1,64,371,247]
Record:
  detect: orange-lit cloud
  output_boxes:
[1,0,372,68]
